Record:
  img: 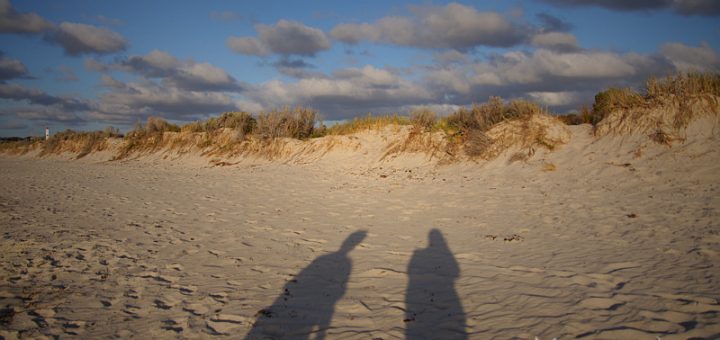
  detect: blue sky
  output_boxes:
[1,0,719,137]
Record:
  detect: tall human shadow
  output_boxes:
[245,230,367,340]
[405,229,467,339]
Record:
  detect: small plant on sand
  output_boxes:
[446,97,547,157]
[256,107,316,139]
[324,114,410,135]
[558,105,594,126]
[181,112,256,141]
[645,73,720,100]
[592,87,644,124]
[115,117,180,159]
[410,108,437,133]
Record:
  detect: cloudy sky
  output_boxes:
[1,0,718,136]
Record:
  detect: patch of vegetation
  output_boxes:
[445,97,548,157]
[323,114,410,136]
[410,108,437,133]
[557,106,594,125]
[593,73,720,141]
[38,126,122,159]
[256,107,316,139]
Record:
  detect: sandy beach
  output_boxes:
[1,121,719,339]
[1,1,718,338]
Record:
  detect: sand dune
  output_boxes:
[2,90,720,339]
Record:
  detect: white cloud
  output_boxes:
[433,50,470,65]
[531,32,580,52]
[95,79,238,120]
[90,50,243,92]
[660,42,720,72]
[331,2,527,49]
[0,0,52,34]
[45,22,128,56]
[0,54,28,80]
[228,20,330,57]
[527,91,580,106]
[499,49,641,84]
[226,37,271,56]
[245,65,432,118]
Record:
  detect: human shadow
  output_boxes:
[405,229,467,339]
[245,230,367,340]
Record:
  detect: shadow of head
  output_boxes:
[428,228,448,248]
[339,230,367,253]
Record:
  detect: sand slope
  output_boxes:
[1,119,719,339]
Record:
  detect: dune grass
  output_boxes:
[443,97,550,157]
[0,137,42,155]
[323,114,410,136]
[182,111,256,136]
[41,127,121,159]
[256,107,316,140]
[593,73,720,141]
[3,72,717,160]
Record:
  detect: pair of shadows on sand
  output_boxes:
[245,229,467,340]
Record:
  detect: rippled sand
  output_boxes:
[1,128,719,338]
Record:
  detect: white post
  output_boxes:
[45,127,49,140]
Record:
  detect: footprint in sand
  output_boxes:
[183,303,209,316]
[62,320,87,335]
[171,284,198,295]
[161,318,185,333]
[579,297,625,310]
[154,294,182,310]
[206,314,246,335]
[209,292,229,303]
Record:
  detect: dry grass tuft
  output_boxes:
[445,97,562,158]
[182,111,255,136]
[0,137,43,155]
[410,108,437,133]
[594,73,720,143]
[115,117,179,159]
[592,87,645,124]
[558,105,594,125]
[324,114,410,136]
[256,107,316,140]
[39,127,121,159]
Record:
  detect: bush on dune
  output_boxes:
[115,117,179,159]
[182,111,256,136]
[324,114,410,136]
[256,107,316,140]
[410,108,437,133]
[127,116,180,138]
[557,106,594,126]
[39,126,122,158]
[446,97,553,157]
